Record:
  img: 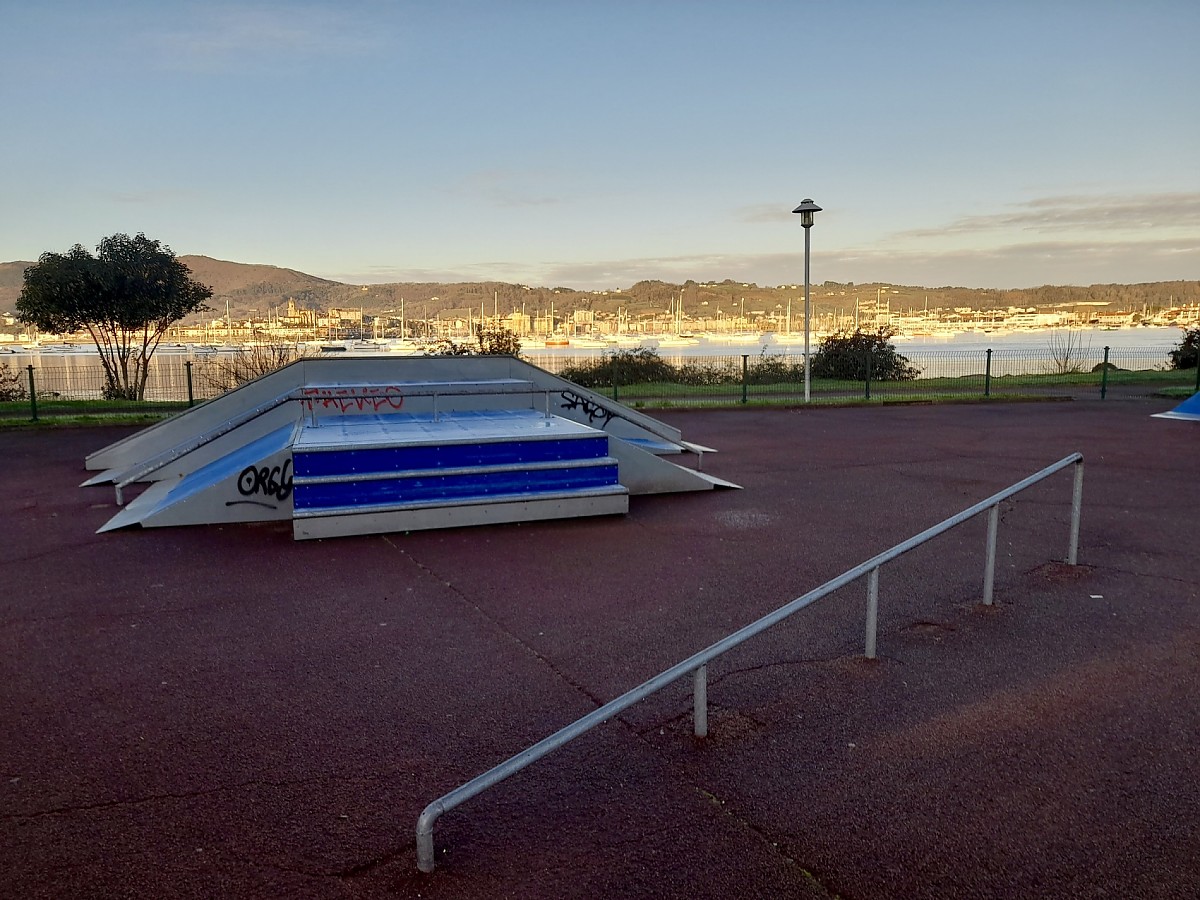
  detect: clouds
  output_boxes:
[5,4,1197,295]
[449,170,564,209]
[901,192,1200,240]
[150,3,383,71]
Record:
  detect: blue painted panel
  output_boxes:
[294,464,619,511]
[294,436,609,478]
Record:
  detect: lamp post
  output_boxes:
[792,198,821,402]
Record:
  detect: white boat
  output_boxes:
[383,340,429,355]
[37,343,96,354]
[649,335,701,348]
[723,332,767,344]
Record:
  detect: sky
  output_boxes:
[2,0,1198,291]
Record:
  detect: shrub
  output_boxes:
[428,326,522,357]
[559,347,678,387]
[1045,329,1092,375]
[477,327,522,355]
[1168,327,1199,370]
[198,341,310,393]
[810,328,920,381]
[746,352,805,385]
[675,360,739,387]
[0,362,27,401]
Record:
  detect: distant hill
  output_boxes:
[2,255,1198,327]
[177,255,340,296]
[0,261,35,308]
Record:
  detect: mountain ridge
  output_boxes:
[2,255,1198,325]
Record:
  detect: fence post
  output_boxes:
[693,665,708,738]
[27,365,37,422]
[1100,346,1110,399]
[1194,355,1199,395]
[864,351,873,401]
[185,360,194,407]
[741,354,749,404]
[864,566,880,658]
[984,348,992,397]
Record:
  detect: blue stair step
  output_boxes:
[290,409,628,534]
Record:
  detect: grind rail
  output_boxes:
[415,452,1085,872]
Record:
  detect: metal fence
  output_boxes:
[535,347,1199,405]
[2,347,1197,420]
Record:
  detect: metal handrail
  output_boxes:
[415,452,1085,872]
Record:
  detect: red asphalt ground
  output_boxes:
[2,398,1198,899]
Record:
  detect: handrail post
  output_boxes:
[864,566,880,658]
[693,665,708,738]
[1068,459,1084,565]
[416,803,441,873]
[982,504,999,605]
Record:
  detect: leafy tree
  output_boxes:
[810,327,920,381]
[17,233,212,400]
[1168,327,1199,370]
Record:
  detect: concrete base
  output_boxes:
[292,487,628,539]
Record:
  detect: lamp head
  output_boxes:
[792,198,821,228]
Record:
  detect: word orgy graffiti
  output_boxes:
[559,390,616,428]
[300,385,406,413]
[231,458,293,508]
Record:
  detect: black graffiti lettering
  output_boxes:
[236,458,293,503]
[559,391,616,428]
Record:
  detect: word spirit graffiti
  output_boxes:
[300,385,407,414]
[559,390,616,428]
[229,457,293,509]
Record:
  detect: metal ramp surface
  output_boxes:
[86,355,738,539]
[1152,391,1200,421]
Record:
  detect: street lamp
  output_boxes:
[792,199,821,402]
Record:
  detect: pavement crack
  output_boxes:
[1088,563,1199,588]
[707,650,864,687]
[381,537,607,708]
[687,785,842,898]
[2,775,328,822]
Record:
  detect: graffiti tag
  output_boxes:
[300,386,406,413]
[559,391,616,428]
[233,458,293,505]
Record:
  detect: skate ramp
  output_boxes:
[87,355,738,538]
[1152,391,1200,421]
